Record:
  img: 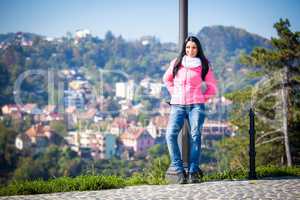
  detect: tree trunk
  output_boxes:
[281,66,292,166]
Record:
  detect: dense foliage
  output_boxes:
[216,19,300,171]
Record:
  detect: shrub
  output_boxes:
[202,165,300,181]
[125,173,148,186]
[256,165,300,178]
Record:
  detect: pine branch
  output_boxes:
[256,128,282,144]
[256,136,284,147]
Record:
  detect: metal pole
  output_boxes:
[249,108,257,179]
[165,0,189,183]
[179,0,189,170]
[179,0,188,52]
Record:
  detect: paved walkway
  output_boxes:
[1,177,300,200]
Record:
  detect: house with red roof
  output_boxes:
[1,104,22,119]
[15,124,65,154]
[110,117,129,136]
[120,128,154,156]
[147,115,169,138]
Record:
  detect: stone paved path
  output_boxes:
[1,178,300,200]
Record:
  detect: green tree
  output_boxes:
[13,157,46,181]
[145,144,170,184]
[215,136,248,171]
[240,19,300,166]
[137,113,150,127]
[214,19,300,171]
[0,122,18,171]
[50,121,68,137]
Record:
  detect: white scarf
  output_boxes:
[182,55,201,68]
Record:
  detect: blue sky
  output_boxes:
[0,0,300,43]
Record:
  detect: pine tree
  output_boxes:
[241,19,300,166]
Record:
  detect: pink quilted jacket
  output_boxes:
[163,58,218,105]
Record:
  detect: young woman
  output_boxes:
[163,36,217,184]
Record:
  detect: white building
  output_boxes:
[75,29,91,38]
[149,83,163,97]
[201,120,236,149]
[139,78,163,98]
[115,80,135,100]
[64,91,84,110]
[140,77,151,88]
[68,130,117,159]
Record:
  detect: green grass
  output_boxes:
[256,165,300,177]
[0,175,126,196]
[202,166,300,181]
[0,166,299,196]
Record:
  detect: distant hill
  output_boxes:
[196,25,271,92]
[198,25,270,56]
[0,26,271,106]
[0,32,39,43]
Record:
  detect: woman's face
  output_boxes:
[185,41,198,57]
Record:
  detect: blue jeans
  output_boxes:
[166,104,205,173]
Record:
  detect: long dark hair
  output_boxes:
[172,36,209,81]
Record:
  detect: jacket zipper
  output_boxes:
[184,67,187,104]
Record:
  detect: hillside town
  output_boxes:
[1,65,236,161]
